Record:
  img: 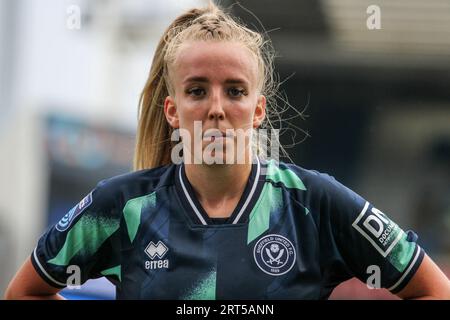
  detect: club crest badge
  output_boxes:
[253,234,296,276]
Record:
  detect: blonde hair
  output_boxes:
[133,1,280,170]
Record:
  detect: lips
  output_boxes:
[203,129,234,141]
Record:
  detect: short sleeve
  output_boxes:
[317,172,425,294]
[31,180,121,288]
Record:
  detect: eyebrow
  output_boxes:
[183,76,248,85]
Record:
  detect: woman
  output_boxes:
[5,2,450,299]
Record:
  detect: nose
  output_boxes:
[207,89,225,121]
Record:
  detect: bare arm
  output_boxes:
[4,257,65,300]
[396,254,450,300]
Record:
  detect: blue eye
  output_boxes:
[228,87,247,97]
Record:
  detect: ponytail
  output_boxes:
[133,8,210,170]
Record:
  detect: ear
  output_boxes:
[253,95,266,128]
[164,96,179,129]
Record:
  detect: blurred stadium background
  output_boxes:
[0,0,449,299]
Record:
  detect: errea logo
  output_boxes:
[144,241,169,270]
[145,241,168,259]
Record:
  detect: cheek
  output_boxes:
[180,106,205,123]
[228,100,256,121]
[175,99,205,124]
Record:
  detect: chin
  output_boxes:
[202,150,229,165]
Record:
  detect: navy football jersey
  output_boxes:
[31,158,424,299]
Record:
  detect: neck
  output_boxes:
[184,162,252,217]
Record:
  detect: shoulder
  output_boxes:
[262,159,344,194]
[99,164,174,189]
[262,159,366,210]
[91,163,177,204]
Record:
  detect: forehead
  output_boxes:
[171,41,258,85]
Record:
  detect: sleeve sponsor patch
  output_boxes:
[352,201,403,257]
[56,192,93,232]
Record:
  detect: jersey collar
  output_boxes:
[174,157,265,225]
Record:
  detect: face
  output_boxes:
[164,41,266,165]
